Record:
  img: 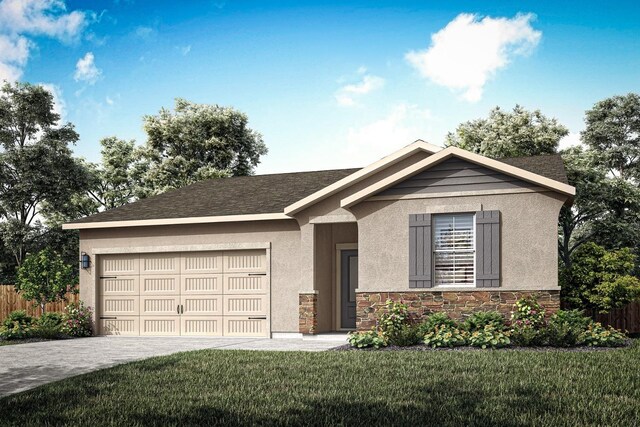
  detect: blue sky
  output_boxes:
[3,0,640,173]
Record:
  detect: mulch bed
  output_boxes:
[331,341,633,352]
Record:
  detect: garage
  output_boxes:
[97,250,269,337]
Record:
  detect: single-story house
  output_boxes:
[64,140,575,337]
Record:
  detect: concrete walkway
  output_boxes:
[0,336,343,398]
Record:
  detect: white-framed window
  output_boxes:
[433,213,475,287]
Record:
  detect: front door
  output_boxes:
[340,249,358,329]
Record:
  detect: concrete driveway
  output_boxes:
[0,336,343,398]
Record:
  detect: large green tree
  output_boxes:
[137,98,268,196]
[445,105,568,158]
[581,93,640,250]
[0,82,90,270]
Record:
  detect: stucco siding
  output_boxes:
[79,220,302,333]
[349,191,566,292]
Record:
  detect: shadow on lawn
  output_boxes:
[0,374,557,426]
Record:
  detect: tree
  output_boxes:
[0,82,91,267]
[561,242,640,313]
[581,93,640,250]
[445,105,568,158]
[582,93,640,181]
[138,98,268,196]
[15,248,75,313]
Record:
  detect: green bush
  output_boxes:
[388,324,422,347]
[61,302,93,337]
[546,310,593,347]
[580,323,627,347]
[423,325,468,348]
[378,299,414,344]
[418,312,457,336]
[0,310,35,340]
[468,325,511,349]
[347,329,386,349]
[36,312,64,339]
[463,311,505,332]
[510,323,545,346]
[511,296,546,327]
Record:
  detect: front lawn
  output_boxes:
[1,341,639,426]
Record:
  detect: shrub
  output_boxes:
[378,299,413,343]
[510,323,545,346]
[61,302,93,337]
[423,325,468,348]
[511,296,546,327]
[561,243,640,313]
[463,311,505,332]
[0,310,35,340]
[468,325,511,349]
[348,329,386,349]
[418,312,457,336]
[388,324,422,347]
[580,323,627,347]
[36,312,64,339]
[546,310,593,347]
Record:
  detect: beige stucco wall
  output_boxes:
[348,191,567,292]
[79,220,302,333]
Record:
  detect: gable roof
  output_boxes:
[283,140,443,215]
[64,168,359,228]
[340,147,575,208]
[63,144,573,230]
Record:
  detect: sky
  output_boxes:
[2,0,640,173]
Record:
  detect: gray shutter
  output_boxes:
[476,210,500,288]
[409,214,432,288]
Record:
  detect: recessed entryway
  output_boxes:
[98,250,269,337]
[336,244,358,330]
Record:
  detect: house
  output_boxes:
[63,140,575,337]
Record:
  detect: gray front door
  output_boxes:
[340,249,358,329]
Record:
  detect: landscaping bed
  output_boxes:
[333,341,632,352]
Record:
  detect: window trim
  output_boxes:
[432,212,476,288]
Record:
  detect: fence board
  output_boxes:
[0,284,79,322]
[591,302,640,334]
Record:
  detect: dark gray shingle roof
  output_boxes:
[69,153,568,224]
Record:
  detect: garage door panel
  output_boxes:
[101,316,139,336]
[141,275,180,295]
[182,252,223,274]
[141,253,180,274]
[181,316,222,336]
[101,254,139,276]
[224,316,268,337]
[141,296,180,316]
[224,273,267,295]
[223,295,267,316]
[141,316,180,335]
[181,274,222,295]
[181,295,222,316]
[223,250,266,273]
[102,296,139,316]
[100,276,139,296]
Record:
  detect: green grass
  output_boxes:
[1,342,640,426]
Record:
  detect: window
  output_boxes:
[433,213,475,286]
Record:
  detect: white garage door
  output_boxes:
[98,250,269,337]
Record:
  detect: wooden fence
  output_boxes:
[0,284,79,322]
[590,302,640,334]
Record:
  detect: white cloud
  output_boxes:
[335,72,385,107]
[406,13,541,102]
[134,26,155,40]
[344,103,435,162]
[105,95,114,105]
[179,45,191,56]
[559,131,583,150]
[38,83,66,120]
[0,0,93,82]
[74,52,101,84]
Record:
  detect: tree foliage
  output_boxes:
[0,82,90,268]
[444,105,568,158]
[137,98,267,196]
[561,242,640,313]
[15,248,75,313]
